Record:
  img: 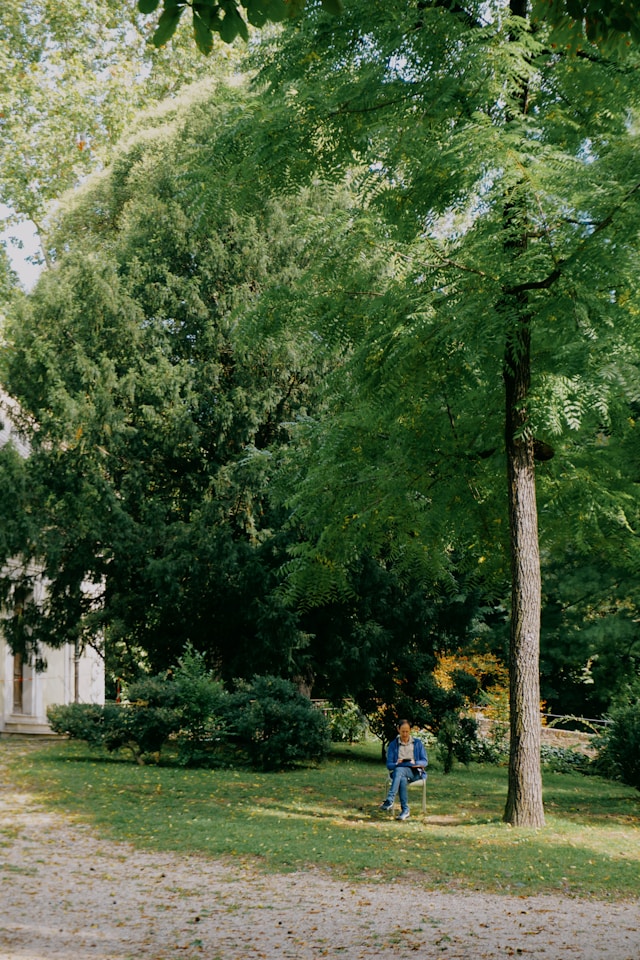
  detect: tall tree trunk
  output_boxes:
[503,320,544,826]
[501,0,545,828]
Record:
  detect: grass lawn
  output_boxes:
[3,737,639,899]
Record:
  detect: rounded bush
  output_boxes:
[594,698,640,790]
[224,675,330,771]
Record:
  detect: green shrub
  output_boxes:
[125,674,182,708]
[171,645,229,766]
[47,698,182,763]
[223,675,330,771]
[593,695,640,789]
[116,703,181,760]
[436,713,478,774]
[47,702,124,749]
[48,645,227,765]
[328,701,368,743]
[470,721,509,765]
[540,744,591,775]
[49,665,330,771]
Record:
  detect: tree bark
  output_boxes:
[503,320,545,827]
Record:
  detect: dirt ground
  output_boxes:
[1,741,638,960]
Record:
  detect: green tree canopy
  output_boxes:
[138,0,640,58]
[0,0,242,270]
[4,0,640,828]
[244,0,640,824]
[1,80,337,680]
[1,69,507,747]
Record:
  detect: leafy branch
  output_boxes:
[140,0,343,53]
[505,179,640,296]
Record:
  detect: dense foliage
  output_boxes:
[4,0,640,826]
[0,75,504,749]
[48,658,330,770]
[593,685,640,790]
[1,81,330,680]
[249,0,640,824]
[137,0,640,59]
[0,0,240,229]
[142,0,344,54]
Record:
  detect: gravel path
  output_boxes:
[1,743,639,960]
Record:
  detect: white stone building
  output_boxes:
[0,390,105,734]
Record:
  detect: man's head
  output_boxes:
[397,720,411,743]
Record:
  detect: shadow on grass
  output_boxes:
[5,736,639,831]
[329,743,384,765]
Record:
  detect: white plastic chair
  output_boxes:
[383,772,427,814]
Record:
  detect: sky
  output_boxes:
[1,207,44,292]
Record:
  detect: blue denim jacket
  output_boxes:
[386,735,428,777]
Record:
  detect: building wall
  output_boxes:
[0,561,105,734]
[0,639,105,734]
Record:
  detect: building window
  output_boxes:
[13,652,23,713]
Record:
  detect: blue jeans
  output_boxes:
[385,766,423,813]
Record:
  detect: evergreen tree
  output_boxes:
[0,81,337,683]
[1,67,502,738]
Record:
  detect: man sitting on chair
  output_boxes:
[380,719,428,821]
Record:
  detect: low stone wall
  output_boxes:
[476,716,597,756]
[540,726,596,755]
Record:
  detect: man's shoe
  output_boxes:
[379,801,393,811]
[396,809,410,821]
